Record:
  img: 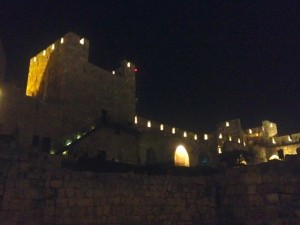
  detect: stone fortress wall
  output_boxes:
[0,33,136,150]
[26,32,136,131]
[0,33,300,167]
[0,149,299,225]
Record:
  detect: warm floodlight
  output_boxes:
[174,145,190,167]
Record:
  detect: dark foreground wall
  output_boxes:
[0,149,299,225]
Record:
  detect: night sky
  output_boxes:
[1,1,299,135]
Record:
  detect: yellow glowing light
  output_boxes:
[249,129,252,134]
[77,134,81,140]
[272,138,276,144]
[204,134,208,140]
[79,38,85,45]
[127,62,131,67]
[65,139,72,146]
[172,127,175,134]
[112,70,115,75]
[26,52,48,96]
[183,131,187,138]
[288,136,292,142]
[134,116,138,124]
[219,133,222,139]
[226,121,229,127]
[270,123,273,128]
[238,138,241,144]
[60,37,64,44]
[147,121,151,128]
[62,151,68,156]
[240,160,247,165]
[160,124,164,131]
[243,141,246,146]
[194,134,198,140]
[50,150,55,155]
[269,154,280,160]
[229,135,232,141]
[174,145,190,167]
[218,146,222,154]
[51,44,55,50]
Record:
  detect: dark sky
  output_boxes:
[0,0,299,134]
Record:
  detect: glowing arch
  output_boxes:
[269,154,280,160]
[174,145,190,167]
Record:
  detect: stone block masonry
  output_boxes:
[0,148,300,225]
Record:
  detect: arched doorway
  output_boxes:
[174,145,190,167]
[269,154,280,160]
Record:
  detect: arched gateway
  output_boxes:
[174,145,190,167]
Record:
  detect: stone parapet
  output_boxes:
[0,150,300,224]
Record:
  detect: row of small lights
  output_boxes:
[135,117,247,145]
[267,122,296,144]
[271,135,293,145]
[134,116,208,141]
[33,37,85,63]
[50,124,96,156]
[218,133,246,146]
[221,121,247,146]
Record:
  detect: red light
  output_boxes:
[134,68,138,72]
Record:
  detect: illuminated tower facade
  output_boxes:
[26,32,136,138]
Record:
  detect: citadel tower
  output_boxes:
[26,32,136,136]
[0,32,299,166]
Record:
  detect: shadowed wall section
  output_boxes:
[0,150,300,225]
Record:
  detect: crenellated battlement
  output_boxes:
[133,115,214,143]
[265,133,300,146]
[3,31,300,167]
[26,32,89,97]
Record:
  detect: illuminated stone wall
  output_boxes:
[26,33,89,98]
[0,150,300,225]
[0,38,6,84]
[139,130,217,166]
[67,123,217,166]
[58,58,136,135]
[2,32,300,167]
[1,32,136,148]
[134,116,217,166]
[262,120,278,138]
[25,32,136,136]
[216,119,246,153]
[265,143,300,159]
